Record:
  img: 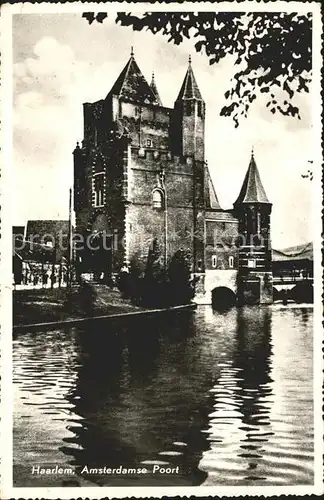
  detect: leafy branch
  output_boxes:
[83,11,312,127]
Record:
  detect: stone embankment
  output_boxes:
[13,284,196,332]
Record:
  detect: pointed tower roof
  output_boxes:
[176,56,203,101]
[150,72,163,106]
[234,151,270,206]
[205,165,221,209]
[107,48,159,105]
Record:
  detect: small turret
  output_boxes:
[234,150,273,304]
[172,56,205,160]
[234,149,270,206]
[150,71,163,106]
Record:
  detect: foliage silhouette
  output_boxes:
[83,11,312,126]
[116,242,197,308]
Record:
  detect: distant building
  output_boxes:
[25,220,70,262]
[73,50,272,305]
[13,220,70,286]
[273,243,313,278]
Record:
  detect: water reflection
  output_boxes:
[61,312,212,486]
[200,307,274,484]
[13,306,314,487]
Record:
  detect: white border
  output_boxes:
[1,2,323,498]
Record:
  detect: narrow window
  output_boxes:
[229,256,234,268]
[146,139,152,147]
[94,173,104,207]
[257,212,261,234]
[212,255,217,268]
[152,189,163,210]
[197,101,202,117]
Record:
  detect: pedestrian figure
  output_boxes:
[46,269,51,288]
[51,271,56,288]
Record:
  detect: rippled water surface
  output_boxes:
[13,306,314,486]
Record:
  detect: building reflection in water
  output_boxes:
[13,305,313,487]
[61,311,214,486]
[199,306,274,485]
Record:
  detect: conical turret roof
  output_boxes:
[176,57,203,101]
[150,72,162,106]
[234,152,270,206]
[205,165,221,209]
[107,50,159,105]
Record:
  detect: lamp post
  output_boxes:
[67,187,73,293]
[159,168,168,270]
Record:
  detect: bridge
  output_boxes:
[272,276,313,290]
[273,276,313,303]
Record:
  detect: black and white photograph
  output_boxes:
[0,1,323,498]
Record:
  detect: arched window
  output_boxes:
[212,255,217,268]
[228,256,234,268]
[94,173,104,207]
[152,189,163,210]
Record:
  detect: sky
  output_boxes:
[12,12,314,249]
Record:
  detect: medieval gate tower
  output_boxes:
[73,50,273,305]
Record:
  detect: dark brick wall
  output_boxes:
[172,102,205,160]
[74,83,207,277]
[126,145,205,272]
[205,219,239,271]
[238,272,273,305]
[235,203,272,274]
[116,101,171,149]
[126,204,196,273]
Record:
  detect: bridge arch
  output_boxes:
[291,282,313,303]
[211,286,237,310]
[273,286,291,302]
[198,269,238,304]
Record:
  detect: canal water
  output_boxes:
[13,305,314,487]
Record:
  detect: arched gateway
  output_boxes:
[211,286,237,309]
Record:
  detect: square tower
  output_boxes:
[73,51,206,279]
[233,151,273,304]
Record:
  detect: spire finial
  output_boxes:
[188,54,192,65]
[251,145,254,158]
[152,70,155,83]
[130,46,134,57]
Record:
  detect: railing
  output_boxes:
[272,276,313,285]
